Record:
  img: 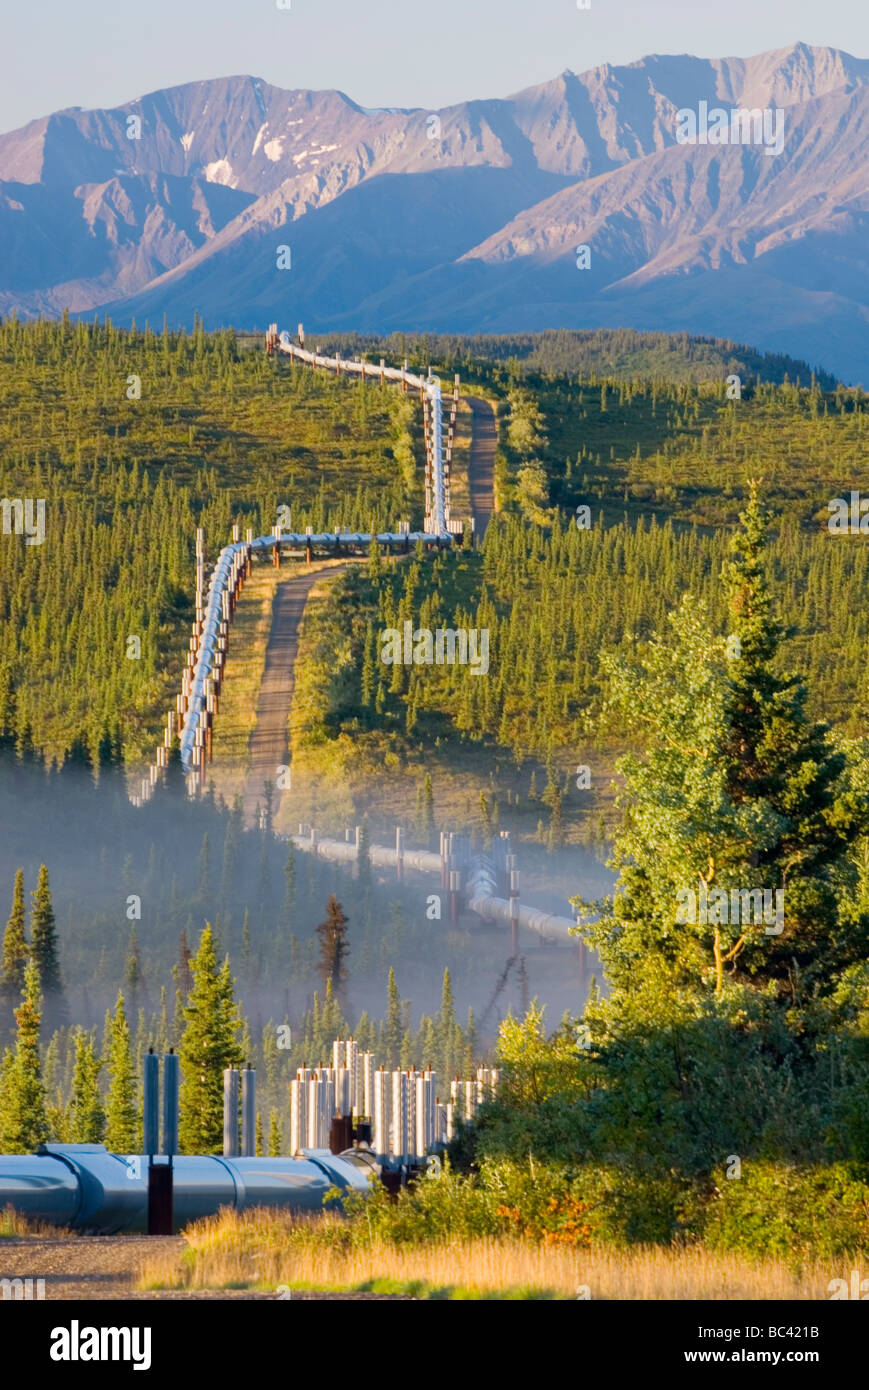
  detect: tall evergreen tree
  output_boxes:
[356,823,371,887]
[283,843,296,924]
[1,869,29,1019]
[30,865,64,1019]
[436,968,458,1079]
[125,927,145,1013]
[179,925,243,1153]
[0,961,48,1150]
[69,1030,105,1143]
[383,967,402,1068]
[175,930,193,998]
[104,991,138,1152]
[719,482,869,986]
[579,485,869,998]
[420,772,435,845]
[240,910,252,983]
[316,896,350,1001]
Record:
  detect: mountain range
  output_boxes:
[1,41,867,383]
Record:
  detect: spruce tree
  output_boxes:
[240,910,252,982]
[69,1030,105,1143]
[283,843,296,924]
[719,482,869,985]
[125,927,145,1013]
[175,930,193,998]
[383,967,402,1068]
[436,968,458,1078]
[267,1111,282,1156]
[0,961,48,1150]
[579,485,869,998]
[104,991,138,1152]
[179,925,244,1153]
[316,896,349,1001]
[356,823,371,887]
[30,865,64,1021]
[421,773,435,846]
[1,869,29,1018]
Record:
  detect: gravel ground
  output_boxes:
[0,1236,409,1300]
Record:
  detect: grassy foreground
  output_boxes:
[136,1208,850,1301]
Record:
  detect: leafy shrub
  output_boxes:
[703,1162,869,1260]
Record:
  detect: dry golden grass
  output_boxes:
[0,1204,76,1238]
[136,1207,849,1300]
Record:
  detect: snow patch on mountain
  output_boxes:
[203,159,236,187]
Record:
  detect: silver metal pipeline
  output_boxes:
[290,829,443,877]
[463,855,576,942]
[178,336,456,776]
[277,335,449,535]
[179,527,450,774]
[0,1144,373,1234]
[289,829,578,943]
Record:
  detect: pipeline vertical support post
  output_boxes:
[143,1050,159,1158]
[578,934,589,989]
[163,1050,180,1158]
[449,869,460,925]
[241,1064,256,1157]
[148,1049,179,1236]
[223,1067,239,1157]
[195,528,205,626]
[147,1160,173,1236]
[144,1048,174,1235]
[395,826,404,881]
[391,1069,407,1165]
[509,868,520,957]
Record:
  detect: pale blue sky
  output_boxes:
[3,0,867,134]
